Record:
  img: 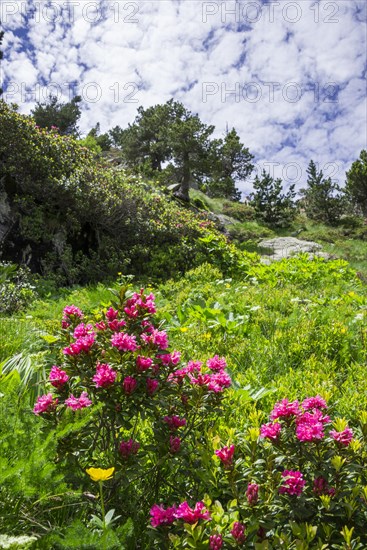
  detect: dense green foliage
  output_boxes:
[0,101,257,286]
[346,150,367,215]
[31,95,82,136]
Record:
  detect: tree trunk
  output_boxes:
[175,153,191,202]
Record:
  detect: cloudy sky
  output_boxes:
[1,0,366,194]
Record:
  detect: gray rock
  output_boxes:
[258,237,329,262]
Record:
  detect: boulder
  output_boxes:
[258,237,330,262]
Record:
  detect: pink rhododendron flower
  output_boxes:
[270,399,300,420]
[119,438,140,458]
[111,332,137,352]
[169,361,202,383]
[189,371,231,393]
[169,436,181,454]
[330,427,353,446]
[95,321,107,331]
[93,363,117,388]
[125,289,156,317]
[313,476,335,496]
[174,501,211,524]
[123,376,137,395]
[141,320,154,333]
[63,305,83,319]
[73,323,94,339]
[49,366,69,389]
[279,470,305,496]
[246,483,259,505]
[208,371,232,392]
[63,334,95,355]
[295,411,326,442]
[141,329,169,350]
[157,351,181,366]
[33,393,58,415]
[136,355,153,372]
[61,320,70,329]
[231,521,246,543]
[260,422,282,440]
[209,534,223,550]
[65,392,92,410]
[108,319,126,331]
[106,307,119,321]
[146,378,159,395]
[163,415,187,430]
[206,355,227,372]
[302,395,328,411]
[150,504,176,527]
[215,444,235,467]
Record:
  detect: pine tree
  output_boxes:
[206,128,254,201]
[31,94,82,136]
[249,170,296,227]
[300,160,345,225]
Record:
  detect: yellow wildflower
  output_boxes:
[86,467,115,482]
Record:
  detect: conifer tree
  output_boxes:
[250,170,296,227]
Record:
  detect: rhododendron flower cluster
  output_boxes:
[206,355,227,372]
[111,332,137,352]
[270,398,300,420]
[146,378,159,395]
[141,329,169,350]
[231,521,246,543]
[169,436,181,454]
[260,421,282,440]
[302,395,328,410]
[150,504,177,527]
[246,483,259,505]
[33,393,58,415]
[63,333,95,356]
[313,476,335,496]
[295,410,328,442]
[157,350,181,366]
[93,363,117,388]
[49,366,69,389]
[65,392,92,410]
[123,376,137,395]
[174,501,211,524]
[209,533,223,549]
[73,323,94,338]
[124,289,156,318]
[136,355,153,372]
[119,438,140,458]
[215,444,235,467]
[330,426,353,446]
[279,470,306,496]
[261,395,335,445]
[163,415,187,430]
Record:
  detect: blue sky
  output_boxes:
[1,0,366,194]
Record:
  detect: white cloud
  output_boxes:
[1,0,366,190]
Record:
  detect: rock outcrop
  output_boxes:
[259,237,330,263]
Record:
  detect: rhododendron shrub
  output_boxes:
[150,396,367,548]
[34,283,232,535]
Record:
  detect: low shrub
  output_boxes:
[0,262,37,315]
